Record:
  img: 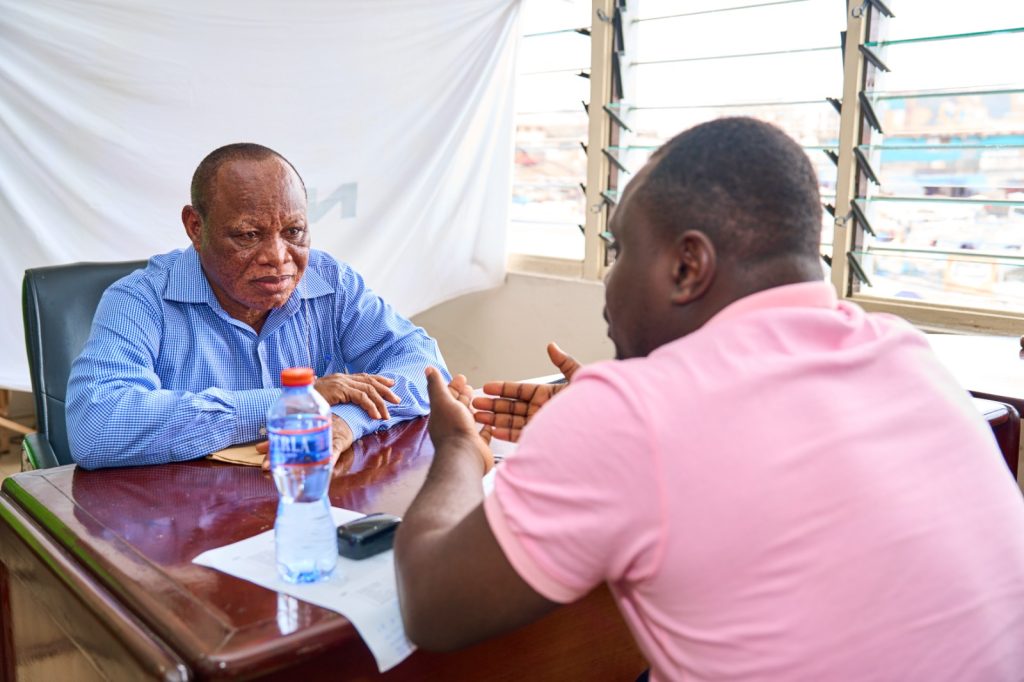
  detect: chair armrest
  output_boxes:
[22,432,61,470]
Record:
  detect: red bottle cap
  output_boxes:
[281,367,315,386]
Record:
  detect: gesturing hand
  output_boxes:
[314,373,400,420]
[471,342,580,442]
[425,367,494,473]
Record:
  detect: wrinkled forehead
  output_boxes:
[208,157,306,218]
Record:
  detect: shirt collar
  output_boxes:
[163,246,334,304]
[706,281,838,328]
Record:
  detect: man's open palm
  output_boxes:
[471,343,580,442]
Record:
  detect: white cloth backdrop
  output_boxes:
[0,0,520,390]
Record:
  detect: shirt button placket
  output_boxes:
[256,341,274,388]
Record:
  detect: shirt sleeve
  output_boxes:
[483,365,666,603]
[66,282,279,469]
[330,264,450,439]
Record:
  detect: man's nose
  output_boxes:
[259,235,290,266]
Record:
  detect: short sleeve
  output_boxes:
[484,366,666,603]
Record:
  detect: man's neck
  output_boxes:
[675,257,826,338]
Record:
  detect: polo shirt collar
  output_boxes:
[707,281,838,328]
[163,246,334,305]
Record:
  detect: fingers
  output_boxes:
[494,398,530,417]
[358,374,401,404]
[482,381,541,401]
[447,374,472,408]
[346,383,386,420]
[256,438,270,470]
[424,366,451,405]
[547,342,581,381]
[474,411,526,431]
[488,425,520,442]
[363,383,390,420]
[471,395,536,416]
[478,425,493,444]
[448,373,467,393]
[471,395,495,411]
[454,385,473,411]
[315,374,399,415]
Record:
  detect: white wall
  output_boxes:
[412,272,614,387]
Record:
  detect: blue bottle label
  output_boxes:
[270,422,330,465]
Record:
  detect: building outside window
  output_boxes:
[508,0,1024,328]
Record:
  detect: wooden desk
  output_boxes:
[0,418,645,681]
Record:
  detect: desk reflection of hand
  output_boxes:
[472,342,580,442]
[332,445,357,478]
[340,446,401,487]
[334,417,429,488]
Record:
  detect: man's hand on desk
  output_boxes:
[471,342,580,442]
[257,414,354,471]
[314,372,400,420]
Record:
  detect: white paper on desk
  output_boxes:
[192,507,413,672]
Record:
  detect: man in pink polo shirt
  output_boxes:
[394,118,1024,680]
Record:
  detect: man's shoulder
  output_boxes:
[307,249,345,270]
[306,249,351,282]
[105,249,184,300]
[566,356,668,416]
[305,250,378,296]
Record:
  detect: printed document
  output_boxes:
[193,507,412,672]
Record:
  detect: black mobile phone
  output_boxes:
[337,513,402,560]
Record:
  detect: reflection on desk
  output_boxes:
[0,416,645,681]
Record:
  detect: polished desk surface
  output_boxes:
[0,417,644,680]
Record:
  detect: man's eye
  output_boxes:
[285,227,306,239]
[237,232,258,242]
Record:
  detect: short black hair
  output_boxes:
[634,117,822,265]
[189,142,306,220]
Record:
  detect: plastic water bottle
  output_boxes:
[268,367,338,583]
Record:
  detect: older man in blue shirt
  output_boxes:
[67,143,448,469]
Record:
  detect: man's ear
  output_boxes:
[669,230,716,305]
[181,205,203,251]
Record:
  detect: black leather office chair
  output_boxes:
[22,260,147,468]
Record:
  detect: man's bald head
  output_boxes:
[190,143,306,221]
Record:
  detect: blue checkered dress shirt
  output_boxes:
[66,247,449,469]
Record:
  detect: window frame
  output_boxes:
[509,0,1024,334]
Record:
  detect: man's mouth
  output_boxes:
[251,275,294,292]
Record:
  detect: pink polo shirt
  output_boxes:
[484,282,1024,681]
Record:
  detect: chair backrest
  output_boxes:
[22,260,147,466]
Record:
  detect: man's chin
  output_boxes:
[244,290,296,311]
